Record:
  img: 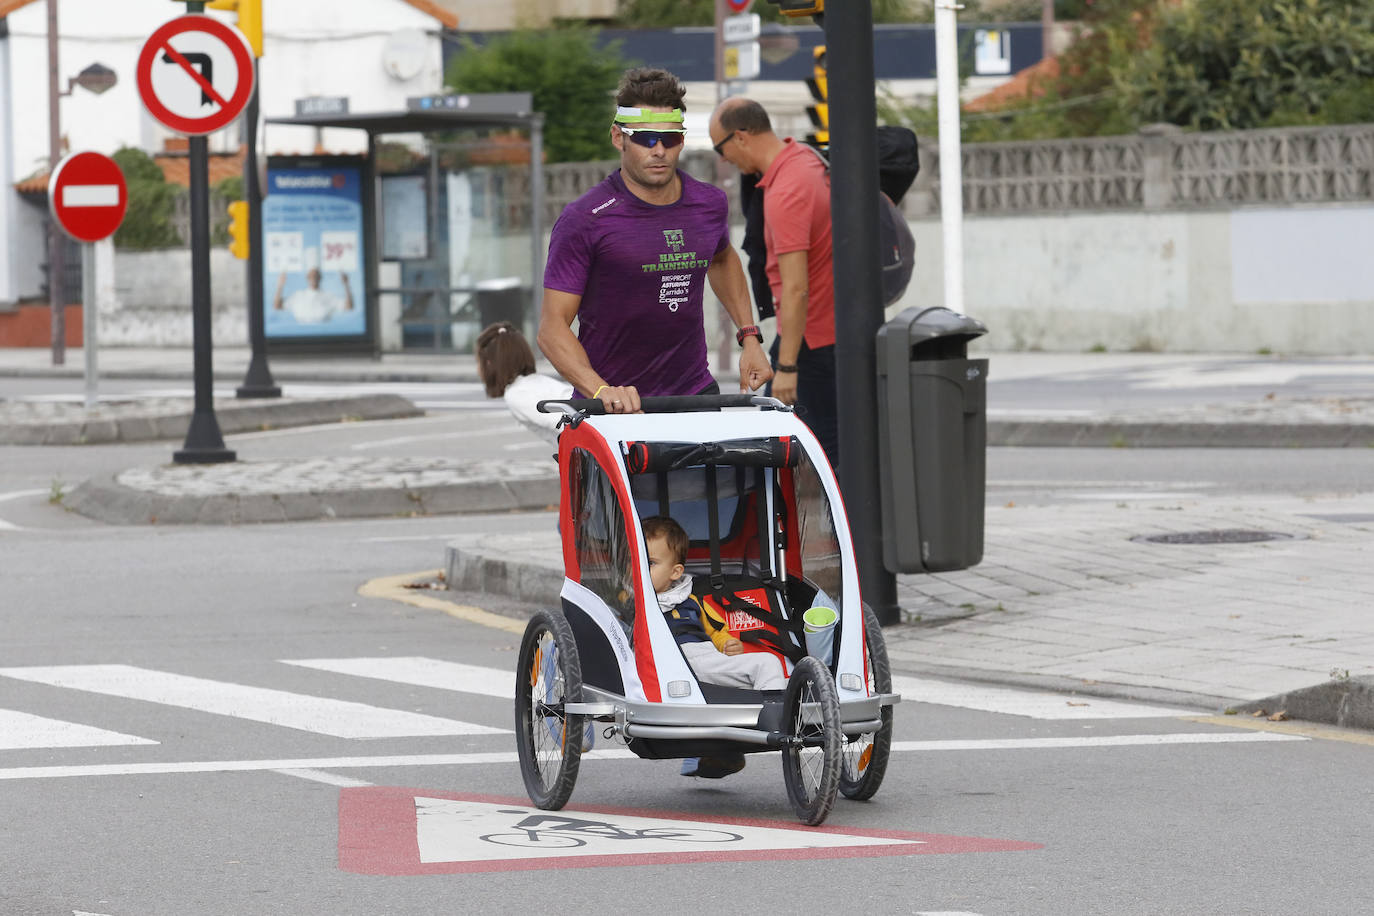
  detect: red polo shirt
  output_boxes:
[757,138,834,348]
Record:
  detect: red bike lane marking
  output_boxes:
[338,787,1043,875]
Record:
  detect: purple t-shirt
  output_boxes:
[544,170,730,397]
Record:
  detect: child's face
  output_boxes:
[646,535,685,595]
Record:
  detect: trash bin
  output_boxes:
[875,306,988,574]
[475,277,525,329]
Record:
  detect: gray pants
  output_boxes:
[682,641,787,691]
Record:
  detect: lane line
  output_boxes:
[0,709,158,750]
[358,570,528,635]
[0,664,506,739]
[273,768,374,788]
[284,656,514,699]
[0,732,1304,781]
[1185,714,1374,747]
[0,489,48,503]
[890,675,1198,720]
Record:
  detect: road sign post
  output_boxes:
[138,12,254,463]
[48,150,128,409]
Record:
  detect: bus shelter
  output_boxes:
[266,93,545,353]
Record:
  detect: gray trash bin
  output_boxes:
[475,277,526,329]
[876,306,988,574]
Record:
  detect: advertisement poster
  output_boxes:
[263,158,369,341]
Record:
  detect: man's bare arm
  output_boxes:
[536,287,641,412]
[771,249,810,406]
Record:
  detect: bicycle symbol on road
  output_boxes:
[480,810,744,849]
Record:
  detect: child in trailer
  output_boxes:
[642,515,786,780]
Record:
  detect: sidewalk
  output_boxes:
[4,345,1374,730]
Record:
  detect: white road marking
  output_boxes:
[0,709,157,750]
[891,675,1199,719]
[284,657,514,699]
[890,732,1304,751]
[0,665,506,738]
[0,488,47,532]
[414,796,908,864]
[0,489,49,503]
[0,732,1304,782]
[273,768,373,788]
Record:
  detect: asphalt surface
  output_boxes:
[4,345,1373,735]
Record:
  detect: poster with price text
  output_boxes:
[263,157,371,343]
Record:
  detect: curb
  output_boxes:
[0,394,424,445]
[1233,676,1374,731]
[441,543,1374,732]
[65,471,559,526]
[987,419,1374,448]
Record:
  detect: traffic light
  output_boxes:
[805,45,828,150]
[226,200,250,259]
[766,0,824,16]
[205,0,262,57]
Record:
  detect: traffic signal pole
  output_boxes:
[826,3,899,624]
[236,57,280,397]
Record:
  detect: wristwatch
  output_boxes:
[736,324,763,347]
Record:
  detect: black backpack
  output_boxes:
[741,126,919,316]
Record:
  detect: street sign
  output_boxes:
[726,0,752,11]
[136,14,255,136]
[48,151,127,243]
[724,43,760,81]
[723,12,761,43]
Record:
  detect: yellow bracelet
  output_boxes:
[593,385,608,399]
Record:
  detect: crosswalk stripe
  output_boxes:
[0,665,507,739]
[889,675,1197,719]
[283,657,514,699]
[0,732,1305,782]
[0,709,157,750]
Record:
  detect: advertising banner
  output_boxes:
[264,157,371,344]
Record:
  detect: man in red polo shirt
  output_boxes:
[708,97,839,469]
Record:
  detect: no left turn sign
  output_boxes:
[137,15,255,136]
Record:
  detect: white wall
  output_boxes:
[0,0,449,301]
[890,204,1374,355]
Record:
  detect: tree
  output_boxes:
[110,147,181,250]
[445,29,631,164]
[1120,0,1374,131]
[615,0,922,27]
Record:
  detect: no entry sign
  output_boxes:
[48,151,128,243]
[137,14,255,136]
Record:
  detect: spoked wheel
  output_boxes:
[840,603,894,801]
[780,655,843,826]
[514,608,584,810]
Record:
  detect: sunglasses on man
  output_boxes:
[617,126,686,150]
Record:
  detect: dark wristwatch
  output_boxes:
[735,324,763,347]
[775,363,799,372]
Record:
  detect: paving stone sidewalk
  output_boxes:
[0,394,422,445]
[444,492,1374,729]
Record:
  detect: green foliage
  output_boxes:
[110,147,181,250]
[445,29,631,163]
[208,177,244,246]
[614,0,920,27]
[1121,0,1374,131]
[883,0,1374,142]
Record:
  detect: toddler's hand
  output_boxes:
[722,638,743,656]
